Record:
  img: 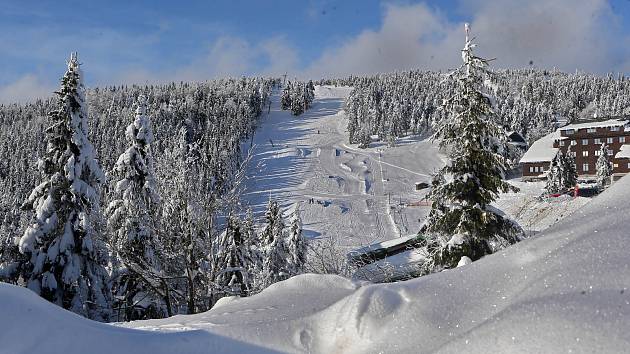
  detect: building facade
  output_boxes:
[520,117,630,181]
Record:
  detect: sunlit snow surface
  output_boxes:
[2,87,628,353]
[3,174,630,353]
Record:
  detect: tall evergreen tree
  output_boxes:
[17,53,111,320]
[596,143,613,190]
[215,215,252,298]
[106,95,165,320]
[545,153,563,194]
[286,208,307,276]
[420,25,521,270]
[281,83,292,110]
[261,199,288,287]
[562,146,578,190]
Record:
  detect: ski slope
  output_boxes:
[242,86,588,251]
[242,86,443,250]
[3,172,630,354]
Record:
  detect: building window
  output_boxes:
[583,163,589,172]
[608,149,614,156]
[570,151,576,157]
[582,151,589,157]
[582,139,589,145]
[614,163,619,168]
[628,162,630,169]
[565,129,575,135]
[570,140,577,146]
[529,166,534,173]
[607,137,614,144]
[611,126,620,132]
[587,128,596,133]
[595,150,602,156]
[594,138,602,144]
[620,136,626,143]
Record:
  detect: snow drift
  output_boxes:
[3,175,630,353]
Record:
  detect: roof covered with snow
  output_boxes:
[615,144,630,159]
[559,118,628,132]
[519,131,559,163]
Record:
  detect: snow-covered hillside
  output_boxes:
[243,86,590,254]
[243,86,442,250]
[3,138,630,354]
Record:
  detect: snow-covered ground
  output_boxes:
[3,169,630,353]
[243,86,590,253]
[494,179,591,235]
[242,86,442,250]
[1,85,623,354]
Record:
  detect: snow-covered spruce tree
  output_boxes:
[261,199,289,287]
[545,152,563,194]
[0,208,26,283]
[420,25,521,271]
[241,207,264,293]
[281,82,292,110]
[562,146,578,190]
[160,128,213,314]
[291,82,305,116]
[306,80,315,104]
[286,208,307,276]
[106,94,167,320]
[17,53,111,321]
[215,215,252,298]
[596,143,613,190]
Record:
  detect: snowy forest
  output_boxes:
[2,1,630,351]
[0,55,315,321]
[334,69,630,152]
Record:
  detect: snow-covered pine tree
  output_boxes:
[357,128,371,149]
[281,82,292,110]
[0,208,26,283]
[596,143,613,189]
[545,153,563,194]
[286,208,307,276]
[106,94,166,320]
[420,25,521,271]
[18,53,111,321]
[242,207,262,274]
[291,82,305,116]
[306,80,315,105]
[261,199,288,287]
[160,128,212,315]
[562,145,578,190]
[215,215,252,298]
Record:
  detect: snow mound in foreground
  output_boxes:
[3,176,630,353]
[0,282,280,354]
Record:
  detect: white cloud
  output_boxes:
[114,35,299,84]
[259,36,299,76]
[303,0,630,78]
[0,74,54,104]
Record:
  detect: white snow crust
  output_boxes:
[3,169,630,354]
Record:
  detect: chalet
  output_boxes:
[519,131,559,180]
[520,117,630,181]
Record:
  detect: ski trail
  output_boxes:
[242,86,443,250]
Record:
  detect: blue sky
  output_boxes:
[1,0,630,102]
